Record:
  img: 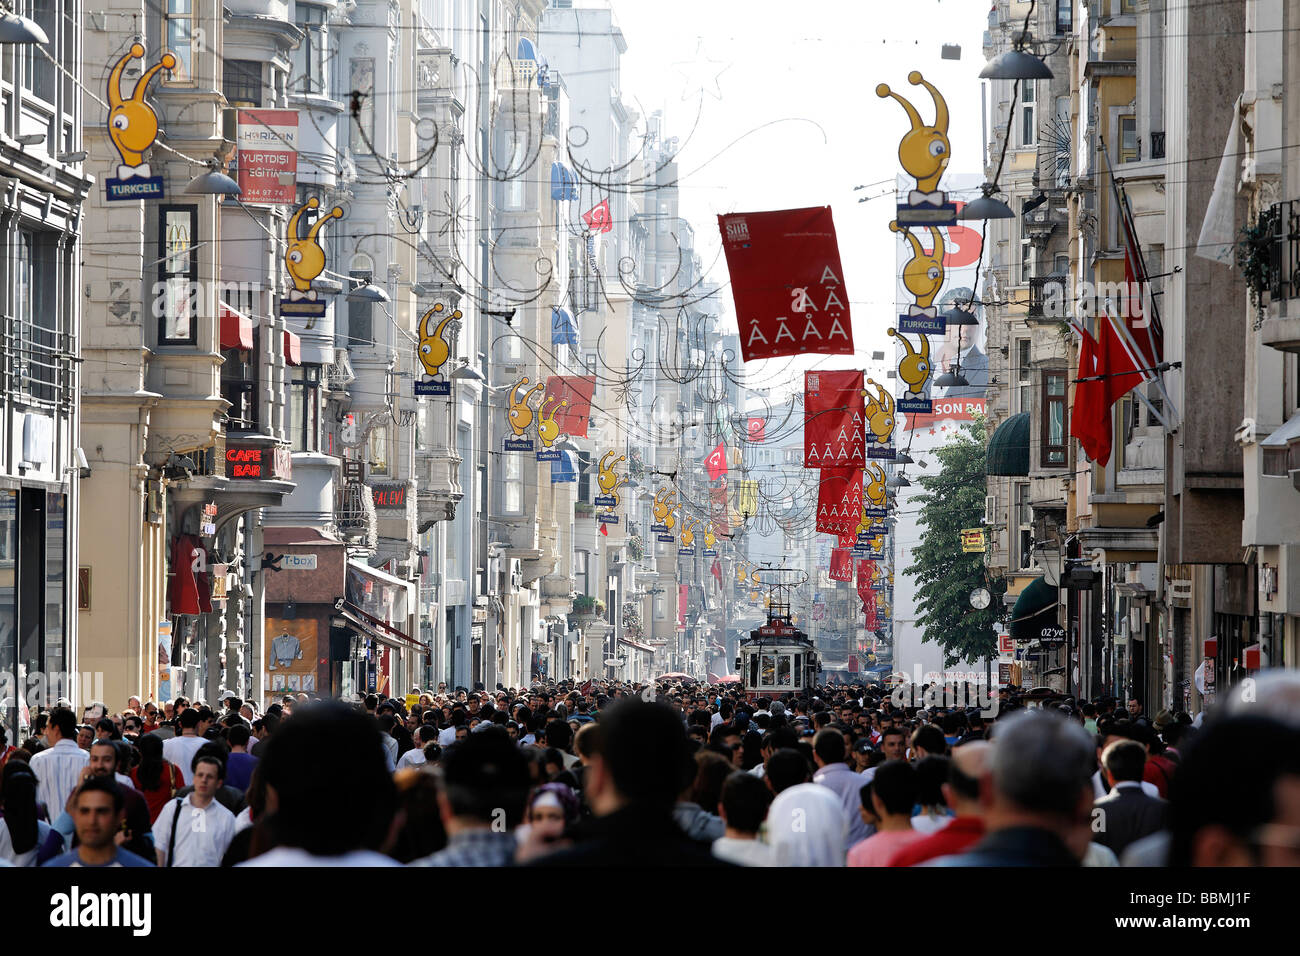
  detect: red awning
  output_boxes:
[284,330,302,366]
[219,302,254,351]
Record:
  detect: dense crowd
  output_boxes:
[1,672,1298,867]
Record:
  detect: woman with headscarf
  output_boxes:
[515,782,580,862]
[765,782,848,866]
[0,762,60,866]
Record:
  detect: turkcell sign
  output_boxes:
[504,437,533,452]
[593,495,617,507]
[598,513,619,525]
[897,397,933,413]
[863,507,889,519]
[415,379,451,396]
[106,176,164,201]
[895,202,957,226]
[657,534,675,542]
[896,313,946,335]
[536,449,560,461]
[650,524,670,533]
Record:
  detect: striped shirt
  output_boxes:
[29,739,88,815]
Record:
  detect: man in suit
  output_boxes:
[1093,739,1168,856]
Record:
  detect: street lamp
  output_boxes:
[347,281,390,303]
[0,11,47,43]
[186,160,242,196]
[958,182,1015,221]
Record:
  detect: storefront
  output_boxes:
[0,485,70,743]
[333,559,422,700]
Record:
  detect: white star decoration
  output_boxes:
[673,38,731,102]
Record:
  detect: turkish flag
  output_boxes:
[705,442,728,481]
[817,466,862,539]
[710,559,722,588]
[583,198,613,234]
[829,547,853,582]
[718,206,854,361]
[804,370,866,467]
[1069,316,1144,466]
[542,375,596,437]
[747,417,766,442]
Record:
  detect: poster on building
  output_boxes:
[264,617,319,693]
[236,109,299,204]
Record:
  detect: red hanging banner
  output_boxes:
[817,466,863,540]
[804,370,866,467]
[718,206,854,361]
[747,417,766,442]
[829,547,853,582]
[542,375,597,437]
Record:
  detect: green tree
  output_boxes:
[905,420,1006,666]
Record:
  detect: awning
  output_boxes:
[618,636,654,653]
[220,302,254,351]
[551,306,578,345]
[1010,576,1063,644]
[339,600,429,653]
[987,412,1030,476]
[550,449,577,483]
[283,330,302,366]
[550,161,578,201]
[517,36,539,61]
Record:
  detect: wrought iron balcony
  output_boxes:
[1027,275,1065,318]
[1265,200,1300,301]
[5,314,75,413]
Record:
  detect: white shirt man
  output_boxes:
[153,757,237,867]
[163,726,207,786]
[29,718,89,815]
[1091,769,1159,801]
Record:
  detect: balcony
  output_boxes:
[415,447,463,531]
[5,314,75,413]
[1027,275,1065,320]
[335,479,377,547]
[1258,200,1300,353]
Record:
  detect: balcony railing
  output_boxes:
[1027,276,1063,318]
[5,314,74,412]
[1265,200,1300,301]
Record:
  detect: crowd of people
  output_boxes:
[1,672,1297,867]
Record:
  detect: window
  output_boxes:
[576,451,593,503]
[221,327,260,431]
[45,493,64,682]
[1042,370,1067,467]
[223,59,262,107]
[164,0,196,84]
[348,270,373,346]
[368,426,389,475]
[293,5,328,95]
[777,655,791,686]
[1021,80,1036,147]
[1119,0,1137,13]
[349,58,375,151]
[761,654,775,687]
[503,451,523,513]
[158,205,198,344]
[1021,236,1033,284]
[289,364,321,451]
[573,549,589,597]
[1016,339,1032,414]
[1119,115,1138,163]
[24,0,56,102]
[1056,0,1073,34]
[1016,482,1033,569]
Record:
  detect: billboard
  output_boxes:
[236,109,299,205]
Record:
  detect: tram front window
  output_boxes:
[793,653,802,688]
[777,655,791,686]
[761,654,775,686]
[749,653,759,688]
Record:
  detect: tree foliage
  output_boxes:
[904,420,1006,667]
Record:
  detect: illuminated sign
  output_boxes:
[225,443,292,481]
[372,483,407,509]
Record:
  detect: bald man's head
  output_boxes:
[945,740,992,815]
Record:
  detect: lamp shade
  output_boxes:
[449,364,485,382]
[958,184,1015,220]
[0,12,48,43]
[934,370,970,388]
[979,49,1053,80]
[185,170,242,196]
[347,282,389,303]
[942,304,980,326]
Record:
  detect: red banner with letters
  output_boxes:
[817,466,863,541]
[805,370,866,467]
[542,375,596,437]
[719,206,854,361]
[857,560,877,628]
[829,547,853,582]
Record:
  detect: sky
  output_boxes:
[608,0,991,393]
